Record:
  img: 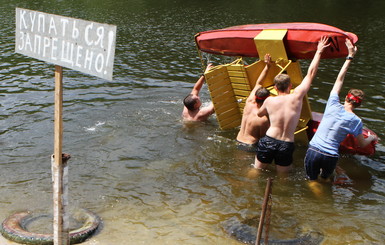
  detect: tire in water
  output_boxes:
[0,208,100,245]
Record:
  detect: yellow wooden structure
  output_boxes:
[203,29,312,144]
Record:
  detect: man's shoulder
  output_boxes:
[328,92,339,100]
[267,94,297,105]
[243,102,257,114]
[182,107,190,117]
[195,106,214,120]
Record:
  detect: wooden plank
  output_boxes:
[254,29,288,61]
[216,105,239,117]
[207,77,231,91]
[206,63,248,130]
[234,89,250,97]
[231,83,250,90]
[213,96,238,108]
[215,102,239,114]
[228,70,248,78]
[206,70,229,82]
[210,84,233,97]
[222,119,242,129]
[238,102,246,110]
[266,85,278,96]
[230,77,249,84]
[54,66,63,170]
[234,97,247,107]
[53,65,70,245]
[220,114,242,128]
[205,66,228,79]
[217,107,241,120]
[212,90,236,102]
[227,64,245,72]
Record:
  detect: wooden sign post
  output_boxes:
[15,8,117,245]
[53,65,68,244]
[255,177,273,245]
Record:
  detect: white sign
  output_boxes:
[15,8,117,81]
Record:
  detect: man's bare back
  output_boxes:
[257,37,330,143]
[262,92,303,142]
[236,54,272,147]
[254,36,331,173]
[237,103,270,144]
[237,54,271,145]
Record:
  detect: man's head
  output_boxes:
[255,87,270,104]
[183,94,201,111]
[274,74,291,92]
[345,89,364,108]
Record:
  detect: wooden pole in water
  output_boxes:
[255,177,273,245]
[53,65,70,245]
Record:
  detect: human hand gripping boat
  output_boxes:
[194,22,377,156]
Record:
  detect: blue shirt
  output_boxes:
[309,92,363,155]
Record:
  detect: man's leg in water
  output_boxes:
[247,156,269,178]
[253,155,269,169]
[276,164,292,178]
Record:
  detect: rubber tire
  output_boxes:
[0,208,100,245]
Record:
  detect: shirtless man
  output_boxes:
[236,54,272,152]
[182,63,215,121]
[254,36,330,174]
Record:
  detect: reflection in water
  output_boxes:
[1,0,385,244]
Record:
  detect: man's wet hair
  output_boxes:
[255,87,270,103]
[274,74,291,92]
[183,94,197,111]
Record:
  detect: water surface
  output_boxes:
[1,0,384,244]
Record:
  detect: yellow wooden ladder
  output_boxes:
[203,29,313,144]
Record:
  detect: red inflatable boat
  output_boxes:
[195,22,358,59]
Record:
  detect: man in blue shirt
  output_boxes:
[304,39,378,191]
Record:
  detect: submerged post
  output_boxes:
[52,65,69,245]
[255,177,273,245]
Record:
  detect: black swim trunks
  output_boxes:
[256,135,295,166]
[236,140,258,153]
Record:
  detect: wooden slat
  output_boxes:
[227,64,245,72]
[231,83,250,90]
[207,77,231,91]
[209,83,234,97]
[221,114,242,128]
[228,71,248,78]
[222,119,242,130]
[212,91,236,103]
[230,77,249,84]
[204,65,228,79]
[215,101,239,114]
[205,63,250,129]
[206,71,229,83]
[217,105,239,116]
[238,102,246,111]
[234,89,250,97]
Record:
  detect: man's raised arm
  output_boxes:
[331,39,357,95]
[247,54,272,102]
[294,36,330,96]
[191,63,214,96]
